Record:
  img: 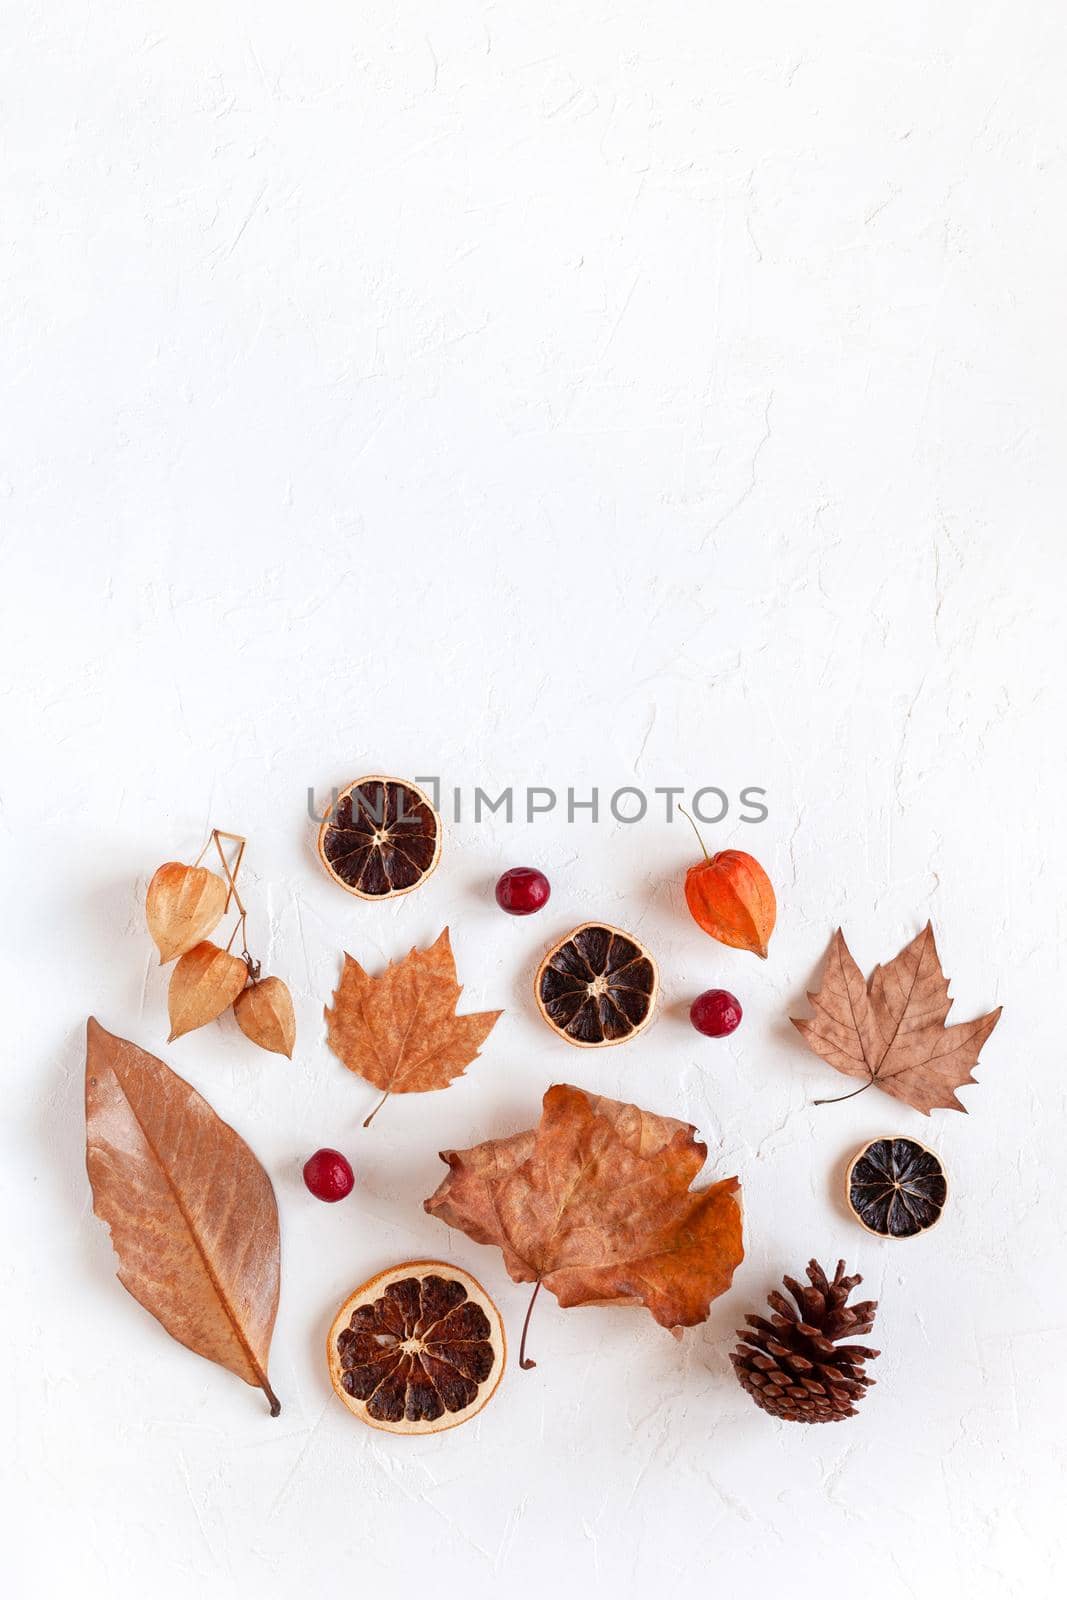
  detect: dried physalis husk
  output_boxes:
[684,849,776,960]
[233,977,296,1059]
[168,941,249,1042]
[147,863,228,964]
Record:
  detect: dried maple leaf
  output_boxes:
[424,1082,744,1368]
[792,923,1002,1114]
[324,928,502,1127]
[85,1020,281,1414]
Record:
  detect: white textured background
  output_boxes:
[4,4,1066,1597]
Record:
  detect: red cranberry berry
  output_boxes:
[495,866,551,915]
[303,1148,355,1202]
[690,989,743,1038]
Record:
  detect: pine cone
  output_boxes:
[730,1258,879,1423]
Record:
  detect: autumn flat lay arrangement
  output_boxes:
[84,775,1002,1435]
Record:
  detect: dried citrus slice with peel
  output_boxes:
[535,922,658,1047]
[327,1260,505,1434]
[318,776,441,900]
[846,1136,947,1239]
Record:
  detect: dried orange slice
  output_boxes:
[846,1137,948,1239]
[318,776,441,900]
[534,922,658,1047]
[327,1260,505,1434]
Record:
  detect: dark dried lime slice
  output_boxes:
[318,776,441,900]
[846,1137,947,1239]
[535,922,658,1047]
[327,1261,505,1434]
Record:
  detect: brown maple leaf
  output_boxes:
[424,1083,744,1369]
[324,927,502,1127]
[792,923,1002,1114]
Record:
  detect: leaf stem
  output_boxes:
[518,1278,543,1370]
[363,1089,391,1128]
[814,1075,875,1107]
[261,1378,281,1417]
[677,805,710,861]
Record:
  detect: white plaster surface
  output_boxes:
[4,4,1066,1597]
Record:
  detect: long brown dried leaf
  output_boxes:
[425,1083,744,1367]
[85,1019,281,1413]
[324,928,501,1126]
[792,923,1002,1114]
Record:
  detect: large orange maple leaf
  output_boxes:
[425,1083,743,1368]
